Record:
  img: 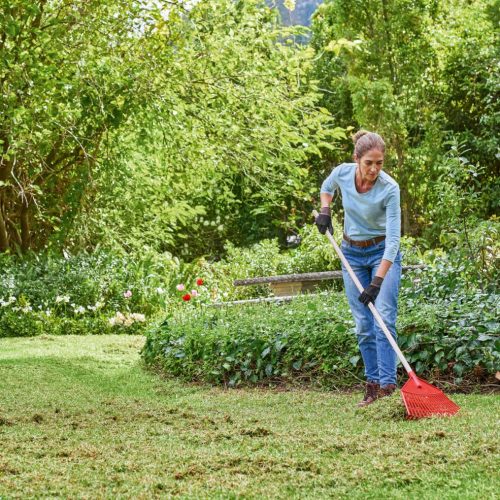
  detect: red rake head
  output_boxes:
[401,375,460,419]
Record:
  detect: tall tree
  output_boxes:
[0,0,162,252]
[310,0,498,235]
[311,0,440,234]
[71,0,342,257]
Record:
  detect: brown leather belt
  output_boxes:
[343,233,386,248]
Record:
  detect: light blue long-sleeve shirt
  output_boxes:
[320,163,401,263]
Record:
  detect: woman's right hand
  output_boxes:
[315,207,333,235]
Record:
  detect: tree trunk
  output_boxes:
[0,150,12,251]
[400,185,411,236]
[0,193,9,252]
[20,200,31,252]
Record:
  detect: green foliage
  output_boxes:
[142,292,358,387]
[0,0,155,252]
[68,0,342,258]
[0,249,193,337]
[276,223,342,274]
[197,222,342,301]
[2,0,341,256]
[430,1,499,186]
[143,274,500,386]
[0,310,119,338]
[400,265,499,383]
[1,0,497,263]
[310,0,498,237]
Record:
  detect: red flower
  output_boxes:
[182,293,191,302]
[196,278,204,286]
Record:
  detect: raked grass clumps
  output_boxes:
[0,335,499,498]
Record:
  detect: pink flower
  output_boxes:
[123,290,132,299]
[182,293,191,302]
[191,290,199,297]
[196,278,204,286]
[176,284,185,291]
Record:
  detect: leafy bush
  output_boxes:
[0,222,343,337]
[0,249,194,337]
[400,261,499,383]
[399,293,499,383]
[197,223,342,302]
[142,293,359,387]
[144,273,499,387]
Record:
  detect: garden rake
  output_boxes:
[313,211,460,419]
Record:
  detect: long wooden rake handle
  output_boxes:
[313,211,421,387]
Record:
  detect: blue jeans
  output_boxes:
[340,239,402,386]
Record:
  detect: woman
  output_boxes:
[315,130,401,407]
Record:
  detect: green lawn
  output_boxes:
[0,335,498,499]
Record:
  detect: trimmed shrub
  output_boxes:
[143,281,499,387]
[142,292,359,387]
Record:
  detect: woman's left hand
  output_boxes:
[358,276,384,306]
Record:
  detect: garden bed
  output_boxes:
[143,289,499,389]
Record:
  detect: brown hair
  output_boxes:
[352,130,385,159]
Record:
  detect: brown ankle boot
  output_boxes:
[357,381,380,407]
[379,384,397,398]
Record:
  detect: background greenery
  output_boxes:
[0,0,498,386]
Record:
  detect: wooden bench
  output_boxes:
[234,265,425,297]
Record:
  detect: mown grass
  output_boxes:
[0,335,498,499]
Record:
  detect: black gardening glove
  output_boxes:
[315,207,333,235]
[358,276,384,306]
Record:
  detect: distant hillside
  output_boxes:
[268,0,324,27]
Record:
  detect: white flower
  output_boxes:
[1,296,16,307]
[156,287,165,294]
[109,311,145,327]
[109,311,126,326]
[55,295,70,304]
[131,313,146,322]
[74,306,86,314]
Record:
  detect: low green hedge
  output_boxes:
[0,310,147,337]
[143,293,359,387]
[143,288,499,387]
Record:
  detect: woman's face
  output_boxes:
[356,148,384,183]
